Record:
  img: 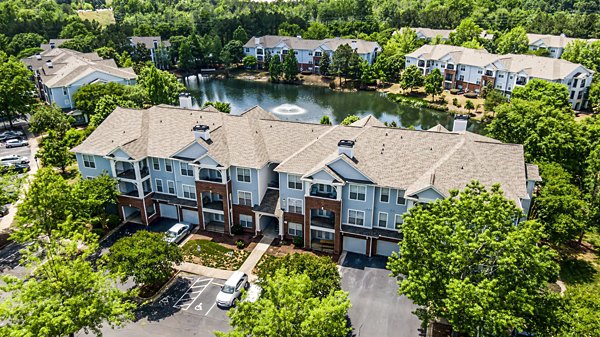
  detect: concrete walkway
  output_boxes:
[175,262,236,280]
[0,130,40,232]
[239,234,275,281]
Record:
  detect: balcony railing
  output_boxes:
[203,200,224,211]
[117,169,136,179]
[199,175,223,183]
[310,216,334,229]
[309,185,337,199]
[140,166,149,178]
[123,189,140,197]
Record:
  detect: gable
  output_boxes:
[196,154,220,167]
[413,187,444,202]
[308,169,340,184]
[173,141,208,160]
[109,148,132,159]
[72,70,131,87]
[328,157,371,183]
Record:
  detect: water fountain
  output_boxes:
[271,103,307,116]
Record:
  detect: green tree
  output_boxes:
[104,230,183,286]
[0,240,136,337]
[73,82,145,116]
[137,64,186,105]
[6,32,45,56]
[242,55,257,69]
[155,45,171,70]
[533,163,588,244]
[178,40,194,71]
[37,130,74,174]
[341,115,360,125]
[461,38,484,49]
[511,78,571,110]
[89,95,138,127]
[496,26,529,54]
[0,170,24,206]
[216,269,351,337]
[222,40,244,63]
[0,55,36,128]
[318,52,331,76]
[449,18,483,46]
[269,56,283,81]
[400,65,424,93]
[374,52,404,83]
[561,40,600,73]
[29,104,72,136]
[424,68,443,102]
[278,22,303,37]
[130,42,150,63]
[464,99,475,112]
[484,89,507,112]
[331,44,353,84]
[71,173,120,229]
[283,49,299,81]
[320,115,332,125]
[257,253,341,298]
[588,80,600,114]
[304,22,330,40]
[387,182,559,336]
[232,26,248,43]
[203,101,231,113]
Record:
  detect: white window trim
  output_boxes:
[240,214,253,228]
[288,222,303,237]
[236,167,251,183]
[396,190,407,205]
[377,212,388,228]
[287,174,303,190]
[347,209,366,227]
[180,162,194,177]
[167,180,176,195]
[287,197,303,214]
[348,184,367,202]
[395,214,404,226]
[238,190,252,206]
[181,184,196,200]
[155,178,163,193]
[82,154,96,169]
[165,159,173,172]
[152,157,160,171]
[380,187,390,203]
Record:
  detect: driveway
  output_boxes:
[76,273,232,337]
[340,253,421,337]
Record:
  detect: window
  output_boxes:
[63,87,68,95]
[348,209,365,226]
[257,49,264,55]
[460,65,465,71]
[146,204,156,217]
[477,70,482,74]
[240,214,253,228]
[180,162,193,176]
[288,174,302,190]
[315,51,322,57]
[572,79,578,87]
[237,167,251,183]
[82,154,95,168]
[446,64,454,70]
[288,222,303,236]
[349,184,366,201]
[313,230,333,240]
[377,212,388,228]
[288,198,303,214]
[165,159,173,172]
[245,48,249,52]
[308,52,313,56]
[577,91,583,99]
[152,157,160,170]
[282,50,288,55]
[395,214,403,227]
[458,75,464,81]
[167,180,175,194]
[476,80,480,85]
[509,75,513,79]
[155,179,163,193]
[182,184,196,200]
[580,80,585,88]
[238,191,252,206]
[570,91,575,99]
[397,190,406,205]
[380,188,390,203]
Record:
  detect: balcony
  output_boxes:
[516,77,527,86]
[309,184,337,199]
[202,192,223,211]
[117,169,136,179]
[199,168,223,183]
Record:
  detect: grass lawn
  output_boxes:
[77,9,116,26]
[182,239,250,270]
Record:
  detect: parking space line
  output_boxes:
[173,278,213,310]
[205,302,217,316]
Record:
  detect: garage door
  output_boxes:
[182,208,199,225]
[376,240,400,257]
[343,236,367,255]
[160,204,178,220]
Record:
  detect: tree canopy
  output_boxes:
[0,54,36,127]
[137,64,186,105]
[388,181,559,336]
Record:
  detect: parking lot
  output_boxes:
[78,274,233,337]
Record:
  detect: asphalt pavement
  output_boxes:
[340,252,422,337]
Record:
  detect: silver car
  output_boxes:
[164,223,190,244]
[216,271,249,308]
[0,155,30,165]
[5,139,28,148]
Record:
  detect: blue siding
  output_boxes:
[373,188,409,230]
[341,184,375,227]
[279,172,305,212]
[415,188,444,201]
[149,157,177,192]
[76,153,112,178]
[328,158,370,182]
[231,166,260,206]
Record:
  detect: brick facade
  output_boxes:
[232,204,255,233]
[283,212,304,241]
[117,193,158,225]
[304,196,342,254]
[195,180,231,233]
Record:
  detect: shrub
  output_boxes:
[292,236,304,248]
[231,223,244,235]
[236,240,245,249]
[107,214,121,228]
[329,82,336,89]
[450,89,459,95]
[452,97,459,106]
[464,92,478,99]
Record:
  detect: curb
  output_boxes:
[136,270,182,304]
[98,221,128,244]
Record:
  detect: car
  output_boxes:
[0,155,30,166]
[0,163,30,174]
[5,139,28,148]
[164,222,190,244]
[0,131,24,141]
[216,271,249,308]
[0,205,8,217]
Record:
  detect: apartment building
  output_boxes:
[527,33,599,58]
[21,48,137,112]
[129,36,171,67]
[243,35,381,72]
[72,97,539,257]
[406,44,594,110]
[411,27,494,41]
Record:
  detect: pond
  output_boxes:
[183,75,485,134]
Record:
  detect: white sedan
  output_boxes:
[5,139,29,148]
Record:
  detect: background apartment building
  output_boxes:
[406,44,594,110]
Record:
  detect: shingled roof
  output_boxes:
[72,105,535,206]
[244,35,381,54]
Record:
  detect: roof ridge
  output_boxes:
[275,125,341,170]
